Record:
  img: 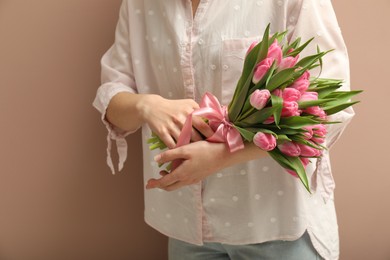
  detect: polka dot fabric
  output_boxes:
[93,1,355,259]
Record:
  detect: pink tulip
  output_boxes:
[267,40,283,65]
[300,157,310,167]
[304,106,327,119]
[253,132,277,151]
[299,91,318,102]
[312,124,327,136]
[272,89,282,97]
[289,70,310,94]
[250,89,271,110]
[278,141,301,157]
[302,126,314,140]
[281,101,301,117]
[278,55,299,70]
[282,88,301,102]
[263,116,275,124]
[253,58,274,84]
[312,137,325,144]
[246,41,258,56]
[311,124,327,144]
[297,143,322,157]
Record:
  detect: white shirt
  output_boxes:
[93,1,355,259]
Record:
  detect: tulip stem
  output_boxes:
[237,106,256,121]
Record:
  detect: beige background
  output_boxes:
[0,0,389,259]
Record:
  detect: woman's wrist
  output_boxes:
[218,142,268,170]
[135,94,160,123]
[106,92,148,132]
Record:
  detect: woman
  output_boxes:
[93,1,354,259]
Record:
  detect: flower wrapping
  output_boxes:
[149,24,361,192]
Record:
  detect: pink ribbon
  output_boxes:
[172,92,244,170]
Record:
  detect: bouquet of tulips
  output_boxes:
[149,24,360,192]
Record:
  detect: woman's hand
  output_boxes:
[107,92,214,148]
[146,141,229,191]
[138,95,210,148]
[146,140,269,191]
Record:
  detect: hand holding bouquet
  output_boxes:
[149,24,361,192]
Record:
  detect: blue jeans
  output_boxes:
[168,232,322,260]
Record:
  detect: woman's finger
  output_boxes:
[192,116,214,138]
[190,128,203,142]
[157,129,176,149]
[154,146,190,165]
[146,171,179,189]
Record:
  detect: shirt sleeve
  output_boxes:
[92,0,137,174]
[287,0,355,201]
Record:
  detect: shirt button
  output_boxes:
[256,0,264,6]
[185,79,192,85]
[198,39,204,45]
[223,65,229,70]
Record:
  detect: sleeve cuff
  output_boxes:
[93,83,140,174]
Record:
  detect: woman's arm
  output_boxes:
[146,140,268,191]
[93,1,213,173]
[106,92,202,149]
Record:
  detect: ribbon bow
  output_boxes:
[172,92,244,170]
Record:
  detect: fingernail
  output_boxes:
[154,154,161,162]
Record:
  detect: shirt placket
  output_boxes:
[180,0,212,244]
[181,4,195,99]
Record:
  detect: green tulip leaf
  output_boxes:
[279,116,320,128]
[271,94,283,127]
[234,126,255,142]
[276,134,292,143]
[266,67,297,91]
[312,85,343,99]
[286,37,314,57]
[245,128,277,137]
[237,106,277,127]
[323,101,360,115]
[322,90,363,107]
[268,150,310,192]
[298,98,337,109]
[283,37,301,55]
